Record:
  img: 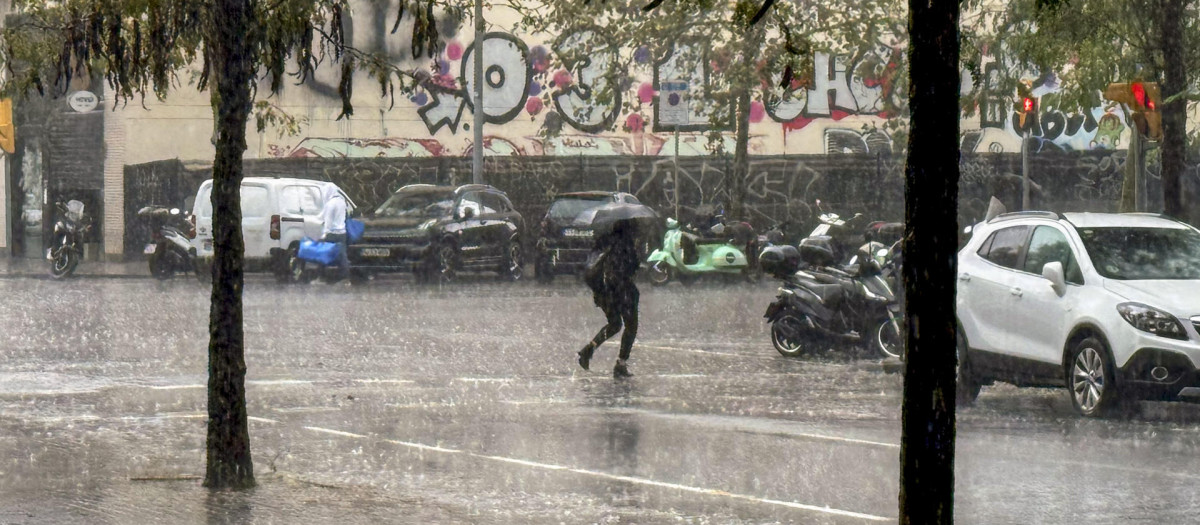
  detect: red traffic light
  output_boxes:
[1131,82,1147,109]
[1023,98,1034,112]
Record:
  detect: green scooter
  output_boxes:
[645,218,761,285]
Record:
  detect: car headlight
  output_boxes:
[1117,303,1188,340]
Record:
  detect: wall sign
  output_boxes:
[68,91,99,113]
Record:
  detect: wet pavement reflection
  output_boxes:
[2,278,1200,523]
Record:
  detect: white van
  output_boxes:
[191,177,353,282]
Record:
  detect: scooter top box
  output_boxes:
[798,236,836,266]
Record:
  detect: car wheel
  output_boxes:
[501,240,523,282]
[770,311,812,357]
[648,261,671,286]
[277,246,307,284]
[1068,336,1121,417]
[956,330,981,407]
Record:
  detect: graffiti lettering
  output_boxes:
[462,33,531,123]
[554,29,621,133]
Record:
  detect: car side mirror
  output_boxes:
[1042,261,1067,296]
[459,207,475,220]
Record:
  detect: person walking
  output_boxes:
[319,183,350,283]
[577,220,641,378]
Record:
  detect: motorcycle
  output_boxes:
[645,217,761,286]
[46,200,92,279]
[759,241,903,359]
[137,205,197,280]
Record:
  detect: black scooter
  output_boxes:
[760,242,903,359]
[137,205,196,280]
[47,200,92,279]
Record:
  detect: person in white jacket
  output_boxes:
[319,183,350,282]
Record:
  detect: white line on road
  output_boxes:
[304,426,367,439]
[248,380,314,386]
[303,425,892,522]
[613,408,900,450]
[147,384,205,390]
[248,416,279,424]
[638,343,780,360]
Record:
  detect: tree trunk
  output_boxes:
[729,86,752,222]
[1159,0,1186,218]
[204,0,256,490]
[900,1,959,523]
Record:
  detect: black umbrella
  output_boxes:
[574,202,659,237]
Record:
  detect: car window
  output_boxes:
[457,192,484,218]
[480,192,506,214]
[624,195,641,204]
[241,186,271,218]
[1023,226,1084,284]
[1078,226,1200,280]
[280,185,321,216]
[979,225,1030,269]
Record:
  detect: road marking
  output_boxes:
[248,416,279,424]
[612,408,900,450]
[453,376,516,385]
[638,343,779,360]
[304,426,367,439]
[355,379,415,385]
[248,379,314,386]
[147,384,205,390]
[304,425,891,522]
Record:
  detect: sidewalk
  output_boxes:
[0,255,149,278]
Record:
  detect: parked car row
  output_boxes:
[177,178,674,284]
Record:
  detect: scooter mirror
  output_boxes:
[666,218,679,229]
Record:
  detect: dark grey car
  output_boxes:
[351,184,524,282]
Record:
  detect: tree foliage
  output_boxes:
[517,0,908,219]
[962,0,1200,112]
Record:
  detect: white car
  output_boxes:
[191,177,353,282]
[956,211,1200,416]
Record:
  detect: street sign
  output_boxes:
[659,80,689,126]
[68,91,98,113]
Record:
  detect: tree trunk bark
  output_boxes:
[729,86,752,222]
[900,1,959,523]
[1159,0,1186,218]
[204,0,256,490]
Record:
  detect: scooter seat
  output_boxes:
[807,283,845,304]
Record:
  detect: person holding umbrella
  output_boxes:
[575,203,657,378]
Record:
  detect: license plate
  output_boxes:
[360,248,390,257]
[203,240,213,251]
[144,244,156,254]
[563,228,593,238]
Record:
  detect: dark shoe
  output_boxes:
[613,361,632,379]
[577,348,593,371]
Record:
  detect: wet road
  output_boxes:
[2,276,1200,523]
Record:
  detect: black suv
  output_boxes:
[351,184,524,282]
[534,191,657,283]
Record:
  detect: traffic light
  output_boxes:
[1103,82,1162,141]
[1013,85,1038,133]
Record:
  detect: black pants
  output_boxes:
[585,285,639,360]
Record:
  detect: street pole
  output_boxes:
[472,0,484,185]
[1021,129,1030,210]
[673,129,680,221]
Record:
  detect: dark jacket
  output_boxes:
[585,232,639,308]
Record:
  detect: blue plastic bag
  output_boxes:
[346,217,365,242]
[298,238,341,266]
